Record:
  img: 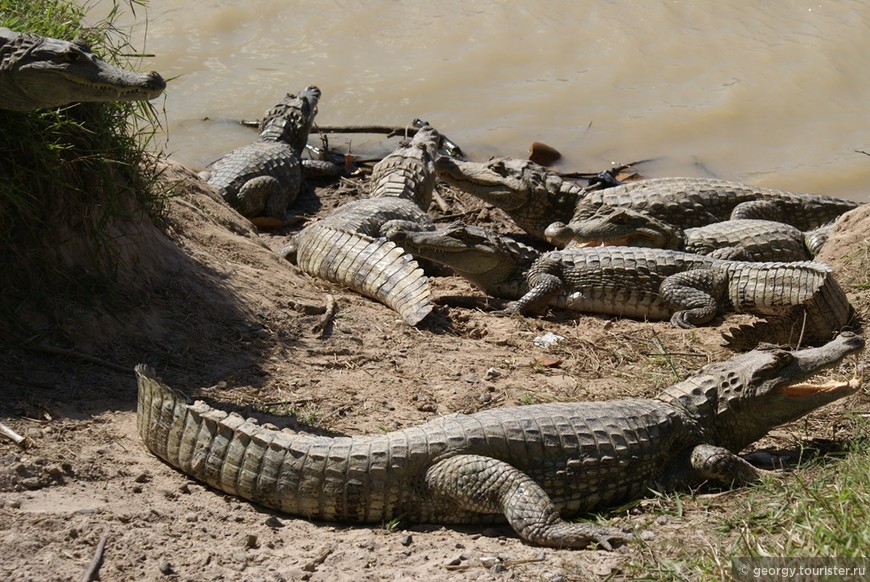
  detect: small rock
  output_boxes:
[484,367,501,380]
[131,485,142,494]
[490,563,508,573]
[655,515,669,526]
[640,530,656,541]
[265,515,284,528]
[231,550,247,564]
[134,472,150,484]
[361,539,377,551]
[479,392,492,403]
[399,534,413,547]
[244,534,258,549]
[158,561,174,576]
[184,512,198,523]
[479,556,500,568]
[548,575,567,582]
[179,483,191,494]
[481,528,501,537]
[444,556,462,567]
[528,142,562,166]
[532,332,564,349]
[462,373,480,384]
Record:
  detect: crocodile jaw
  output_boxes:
[435,157,532,212]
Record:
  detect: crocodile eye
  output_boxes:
[59,50,86,63]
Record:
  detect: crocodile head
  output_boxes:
[384,223,539,299]
[435,156,585,239]
[258,85,321,150]
[436,156,562,212]
[0,28,165,111]
[544,207,682,249]
[658,332,864,452]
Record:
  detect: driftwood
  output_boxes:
[0,421,25,445]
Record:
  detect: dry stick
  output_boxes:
[27,344,131,374]
[431,189,451,214]
[302,543,338,573]
[80,527,109,582]
[312,294,337,337]
[0,421,25,445]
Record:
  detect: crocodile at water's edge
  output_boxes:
[137,333,863,549]
[435,157,861,243]
[0,27,165,111]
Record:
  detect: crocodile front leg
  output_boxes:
[425,455,630,550]
[690,444,776,484]
[503,272,562,315]
[659,268,728,328]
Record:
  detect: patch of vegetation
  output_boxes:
[0,0,163,328]
[622,418,870,580]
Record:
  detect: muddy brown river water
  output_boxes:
[91,0,869,199]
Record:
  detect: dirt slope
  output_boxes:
[1,158,867,581]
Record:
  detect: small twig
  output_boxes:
[856,149,870,157]
[431,190,451,214]
[554,157,658,180]
[312,294,337,337]
[27,344,130,374]
[302,543,337,572]
[0,421,25,445]
[80,527,109,582]
[639,351,709,358]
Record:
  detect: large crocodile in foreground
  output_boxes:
[136,333,864,549]
[203,87,321,219]
[386,225,853,348]
[0,27,165,111]
[284,124,441,325]
[435,157,861,242]
[545,209,832,261]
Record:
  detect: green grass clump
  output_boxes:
[0,0,163,327]
[621,418,870,580]
[724,433,870,557]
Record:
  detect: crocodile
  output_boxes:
[386,225,853,348]
[545,209,832,261]
[284,124,441,325]
[434,157,861,242]
[136,332,864,549]
[203,87,321,219]
[0,27,165,111]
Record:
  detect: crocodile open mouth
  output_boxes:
[777,377,861,398]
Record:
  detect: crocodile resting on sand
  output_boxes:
[136,333,864,549]
[283,124,441,325]
[203,87,321,219]
[0,27,165,111]
[387,225,854,349]
[545,209,832,262]
[435,157,861,243]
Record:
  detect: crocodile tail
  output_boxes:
[136,366,403,523]
[722,269,855,350]
[136,365,298,514]
[295,224,432,325]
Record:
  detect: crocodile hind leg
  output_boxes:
[659,268,728,329]
[236,176,287,219]
[424,455,630,550]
